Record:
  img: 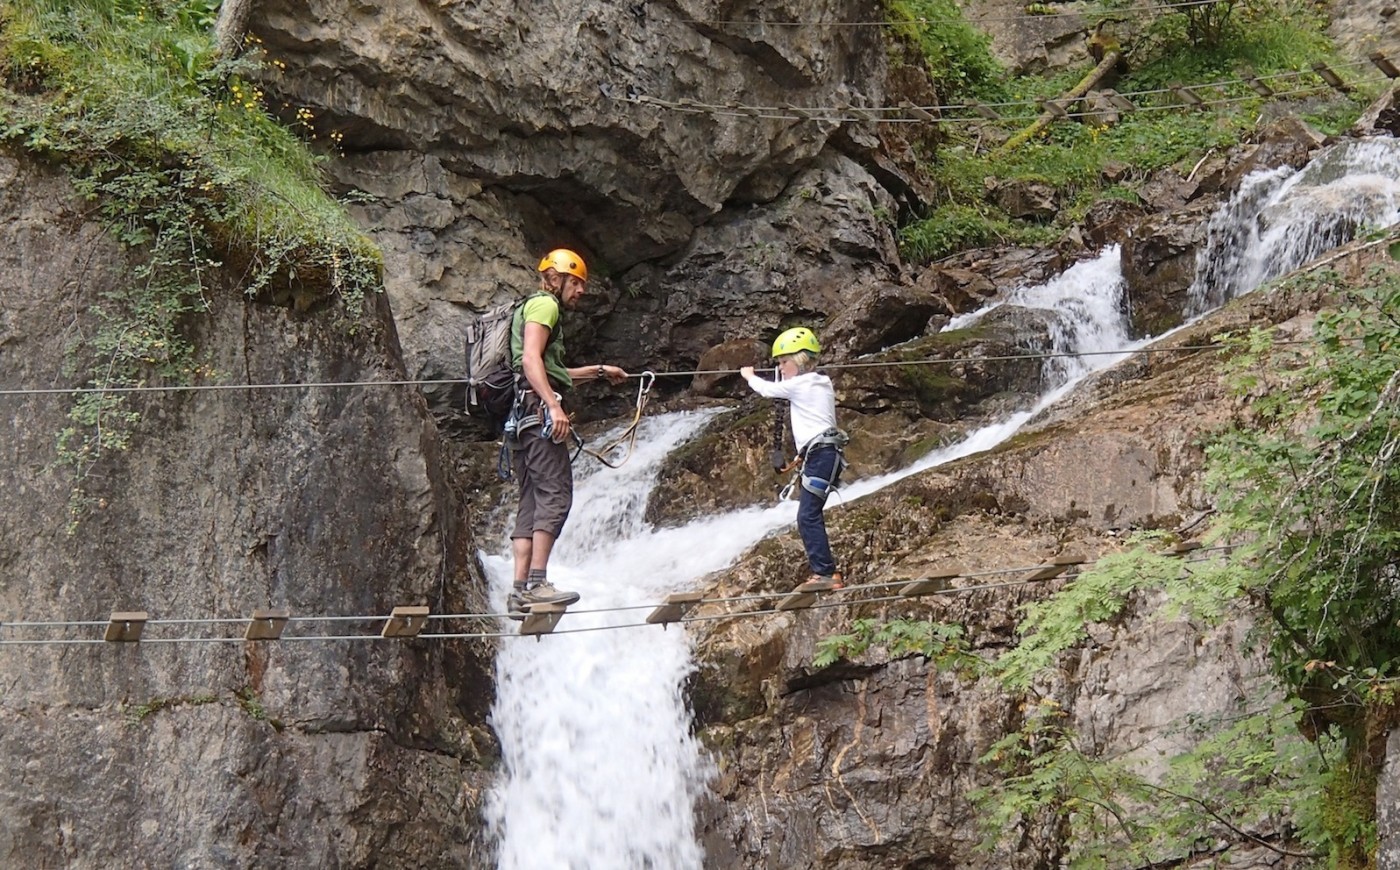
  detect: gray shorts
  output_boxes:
[511,430,574,539]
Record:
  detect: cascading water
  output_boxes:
[485,136,1400,865]
[484,249,1133,868]
[1188,137,1400,315]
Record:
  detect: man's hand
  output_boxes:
[545,402,571,444]
[739,366,755,379]
[599,364,629,385]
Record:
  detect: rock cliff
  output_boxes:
[0,155,494,867]
[4,0,1399,866]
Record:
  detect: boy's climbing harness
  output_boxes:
[778,427,850,502]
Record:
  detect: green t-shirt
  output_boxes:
[510,293,572,390]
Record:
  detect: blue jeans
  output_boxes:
[797,446,840,576]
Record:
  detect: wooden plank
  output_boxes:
[845,104,876,123]
[104,611,148,643]
[381,605,430,639]
[1241,73,1274,97]
[1171,85,1205,109]
[900,99,938,122]
[776,591,818,611]
[1370,51,1400,79]
[646,591,705,626]
[900,566,961,598]
[966,99,1001,120]
[1100,89,1137,113]
[1311,62,1351,93]
[244,608,290,641]
[783,102,816,120]
[1017,553,1086,583]
[521,602,568,637]
[1159,540,1203,557]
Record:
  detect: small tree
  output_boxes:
[1182,0,1237,49]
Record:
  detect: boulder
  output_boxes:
[989,178,1059,221]
[1081,197,1147,248]
[1352,80,1400,138]
[1120,198,1218,337]
[822,281,948,357]
[693,338,768,398]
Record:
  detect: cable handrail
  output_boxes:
[0,337,1334,396]
[0,546,1235,645]
[622,68,1386,125]
[681,0,1258,27]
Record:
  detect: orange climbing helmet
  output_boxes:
[538,248,588,281]
[772,326,821,358]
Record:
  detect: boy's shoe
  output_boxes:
[519,582,581,607]
[796,573,844,593]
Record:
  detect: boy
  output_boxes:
[740,326,847,592]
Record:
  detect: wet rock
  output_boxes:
[253,1,925,432]
[822,281,947,357]
[838,307,1051,425]
[0,157,494,867]
[1353,82,1400,138]
[688,259,1369,868]
[1081,198,1146,248]
[921,265,996,316]
[1212,116,1328,193]
[1138,168,1199,212]
[1120,198,1218,337]
[603,152,904,378]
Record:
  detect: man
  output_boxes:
[506,248,629,615]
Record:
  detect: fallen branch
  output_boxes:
[991,50,1122,158]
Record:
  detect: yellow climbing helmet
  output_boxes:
[772,326,821,358]
[537,248,588,281]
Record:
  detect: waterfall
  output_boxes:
[484,247,1135,867]
[1188,137,1400,315]
[485,137,1400,865]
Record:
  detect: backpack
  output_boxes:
[463,292,551,428]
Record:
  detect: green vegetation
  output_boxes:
[957,258,1400,865]
[897,0,1374,263]
[886,0,1004,102]
[0,0,380,526]
[123,692,218,724]
[814,616,978,670]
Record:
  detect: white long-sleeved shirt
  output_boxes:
[743,370,838,452]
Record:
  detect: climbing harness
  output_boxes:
[497,371,656,479]
[779,427,850,502]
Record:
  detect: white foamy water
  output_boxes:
[485,248,1133,867]
[485,137,1400,865]
[1188,137,1400,315]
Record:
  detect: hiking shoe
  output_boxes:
[520,582,580,608]
[505,589,530,622]
[796,573,844,594]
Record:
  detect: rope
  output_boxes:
[0,546,1234,645]
[0,337,1330,397]
[682,0,1243,27]
[574,371,655,468]
[623,72,1386,126]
